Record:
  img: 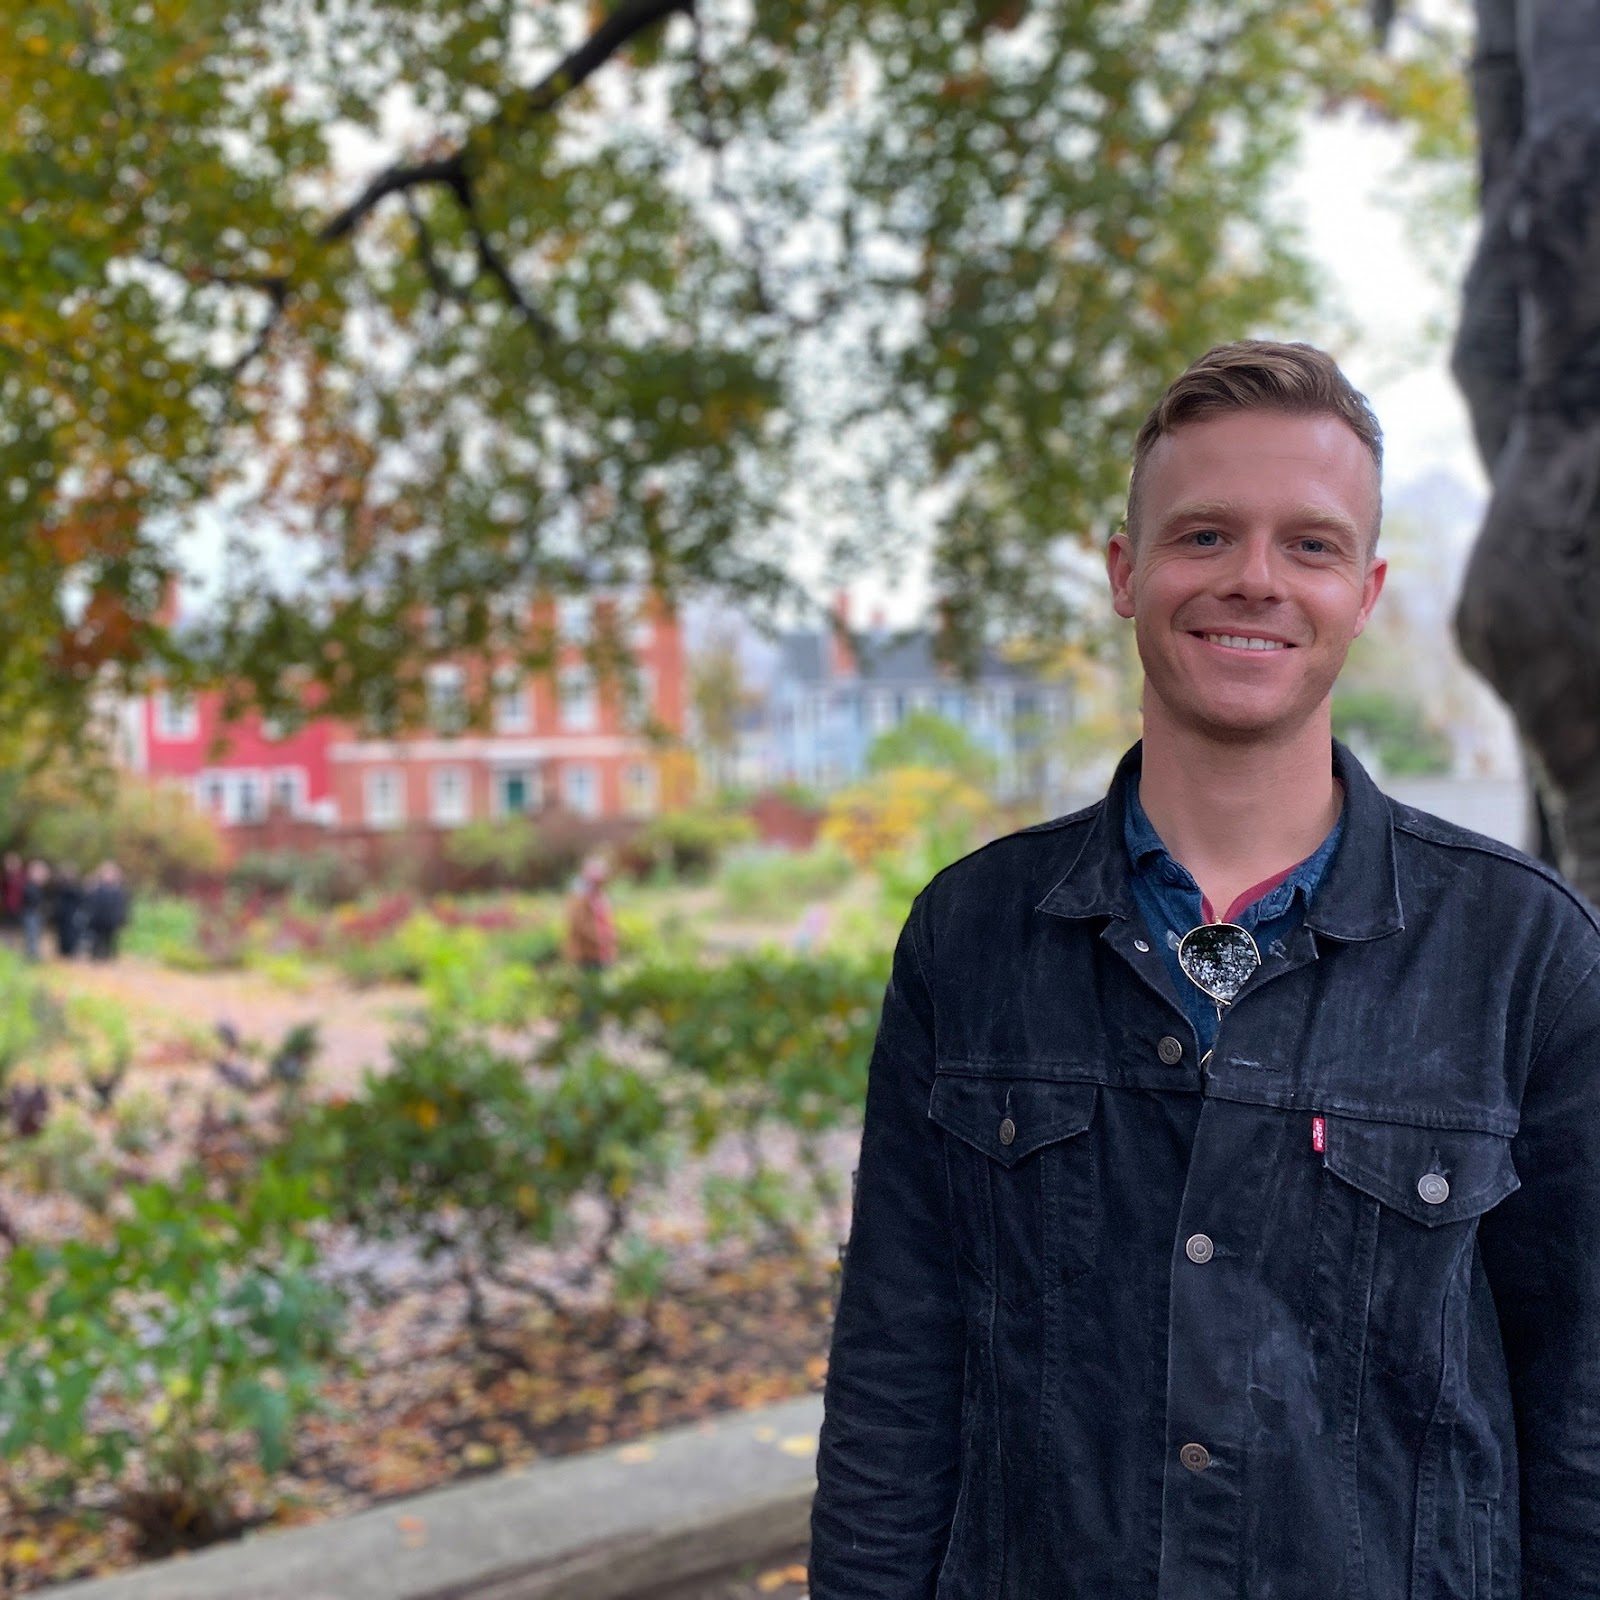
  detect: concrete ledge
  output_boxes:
[43,1395,822,1600]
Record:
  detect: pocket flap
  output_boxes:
[1322,1116,1519,1227]
[928,1076,1097,1167]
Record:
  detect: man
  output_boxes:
[812,341,1600,1598]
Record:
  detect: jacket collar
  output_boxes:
[1035,738,1403,942]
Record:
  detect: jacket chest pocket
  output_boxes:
[928,1074,1099,1310]
[1317,1114,1519,1382]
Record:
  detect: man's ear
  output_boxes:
[1351,554,1388,638]
[1107,528,1137,620]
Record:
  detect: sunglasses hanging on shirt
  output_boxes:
[1177,922,1261,1020]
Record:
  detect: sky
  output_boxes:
[181,100,1493,621]
[1289,113,1485,521]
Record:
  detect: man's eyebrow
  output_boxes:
[1158,500,1363,540]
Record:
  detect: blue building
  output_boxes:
[762,625,1073,802]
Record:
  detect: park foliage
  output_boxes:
[0,815,927,1556]
[1,0,1471,765]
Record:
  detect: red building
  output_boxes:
[131,692,340,826]
[129,592,690,836]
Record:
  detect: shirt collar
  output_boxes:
[1122,777,1344,926]
[1037,738,1403,943]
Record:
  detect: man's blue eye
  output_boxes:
[1192,529,1220,546]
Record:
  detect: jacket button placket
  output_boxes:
[1157,1099,1266,1598]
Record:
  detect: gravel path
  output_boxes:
[39,955,423,1091]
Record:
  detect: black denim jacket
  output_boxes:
[811,743,1600,1600]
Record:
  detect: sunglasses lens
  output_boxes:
[1178,923,1260,1004]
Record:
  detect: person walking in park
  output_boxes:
[564,854,618,972]
[50,864,85,959]
[0,852,24,940]
[564,853,617,1031]
[85,861,130,961]
[811,341,1600,1597]
[18,860,49,962]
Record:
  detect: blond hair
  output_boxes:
[1125,341,1383,543]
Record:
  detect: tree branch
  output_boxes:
[320,0,693,245]
[403,192,471,311]
[320,154,467,244]
[443,167,559,342]
[493,0,694,131]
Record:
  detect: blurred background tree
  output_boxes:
[2,0,1466,760]
[1435,0,1600,898]
[865,709,996,791]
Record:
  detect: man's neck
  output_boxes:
[1136,701,1342,922]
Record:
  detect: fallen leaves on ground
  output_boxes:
[0,1255,836,1597]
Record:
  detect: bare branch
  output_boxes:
[443,167,559,342]
[320,154,467,244]
[403,192,471,310]
[494,0,694,131]
[320,0,692,245]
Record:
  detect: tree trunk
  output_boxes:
[1452,0,1600,902]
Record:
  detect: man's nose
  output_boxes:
[1221,535,1280,600]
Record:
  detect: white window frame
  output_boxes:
[621,762,658,818]
[626,665,656,727]
[427,663,468,732]
[492,671,530,733]
[562,763,600,818]
[430,765,470,827]
[364,769,405,830]
[557,596,593,643]
[269,768,305,817]
[235,774,264,825]
[155,690,198,741]
[558,669,598,732]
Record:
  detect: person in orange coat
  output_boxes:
[564,854,617,970]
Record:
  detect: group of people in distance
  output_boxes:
[0,854,130,963]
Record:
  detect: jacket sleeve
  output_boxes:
[810,896,964,1599]
[1479,945,1600,1598]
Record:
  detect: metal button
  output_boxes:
[1185,1233,1215,1264]
[1157,1036,1184,1066]
[1179,1442,1211,1472]
[998,1117,1016,1147]
[1134,938,1151,953]
[1417,1173,1450,1206]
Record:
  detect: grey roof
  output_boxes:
[776,628,1035,689]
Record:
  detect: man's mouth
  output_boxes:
[1194,632,1292,652]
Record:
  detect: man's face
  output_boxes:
[1105,409,1386,746]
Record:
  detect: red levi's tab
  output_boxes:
[1311,1116,1326,1153]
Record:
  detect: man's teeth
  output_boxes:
[1202,634,1287,651]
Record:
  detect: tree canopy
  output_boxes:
[2,0,1468,758]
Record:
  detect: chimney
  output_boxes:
[827,590,856,680]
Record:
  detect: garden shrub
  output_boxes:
[22,778,226,891]
[617,807,756,882]
[443,817,546,889]
[5,1102,117,1211]
[538,947,889,1241]
[121,895,203,966]
[0,947,66,1088]
[282,1026,678,1330]
[0,1166,342,1540]
[715,844,856,920]
[230,847,364,907]
[820,766,989,867]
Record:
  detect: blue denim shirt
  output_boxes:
[814,740,1600,1600]
[1123,781,1345,1054]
